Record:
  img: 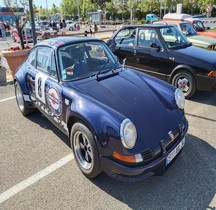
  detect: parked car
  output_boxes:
[192,20,216,38]
[107,25,216,98]
[14,37,188,182]
[153,21,216,50]
[37,27,58,39]
[146,14,159,23]
[163,13,216,29]
[66,20,76,31]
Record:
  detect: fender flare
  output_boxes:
[168,64,196,83]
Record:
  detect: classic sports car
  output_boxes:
[107,25,216,98]
[14,37,188,182]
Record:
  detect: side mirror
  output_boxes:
[150,43,161,52]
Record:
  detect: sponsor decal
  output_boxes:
[46,84,62,116]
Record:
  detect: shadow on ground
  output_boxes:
[26,110,71,147]
[91,134,216,210]
[188,91,216,106]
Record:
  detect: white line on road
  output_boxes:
[0,154,74,204]
[0,96,15,103]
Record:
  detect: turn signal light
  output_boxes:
[112,151,143,163]
[208,71,216,77]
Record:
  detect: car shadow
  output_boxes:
[26,109,71,148]
[91,134,216,210]
[187,91,216,106]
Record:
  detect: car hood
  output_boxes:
[198,31,216,38]
[187,35,216,48]
[71,69,184,150]
[170,45,216,70]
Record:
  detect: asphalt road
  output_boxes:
[0,82,215,210]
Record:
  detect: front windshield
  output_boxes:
[179,23,197,36]
[58,41,120,81]
[159,26,191,49]
[193,20,205,31]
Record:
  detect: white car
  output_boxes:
[66,21,76,31]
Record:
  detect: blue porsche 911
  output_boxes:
[14,37,188,182]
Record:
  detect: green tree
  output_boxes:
[3,0,29,49]
[51,4,59,14]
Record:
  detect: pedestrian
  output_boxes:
[76,23,80,34]
[94,22,98,33]
[62,19,67,34]
[59,20,63,29]
[0,20,6,40]
[84,22,93,36]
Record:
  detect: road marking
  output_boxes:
[0,96,15,103]
[0,154,74,204]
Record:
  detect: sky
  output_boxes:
[0,0,61,9]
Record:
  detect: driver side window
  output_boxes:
[138,29,162,48]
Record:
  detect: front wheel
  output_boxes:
[15,82,35,116]
[70,122,102,178]
[172,71,196,99]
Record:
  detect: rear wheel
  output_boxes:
[15,82,35,116]
[70,122,102,178]
[172,70,196,99]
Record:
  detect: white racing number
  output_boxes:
[35,73,49,104]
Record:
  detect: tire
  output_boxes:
[172,70,196,99]
[70,122,102,178]
[15,82,35,116]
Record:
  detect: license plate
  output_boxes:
[166,137,185,165]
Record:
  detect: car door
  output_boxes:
[27,47,67,134]
[111,27,137,66]
[133,28,173,81]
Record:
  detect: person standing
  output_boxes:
[0,20,6,40]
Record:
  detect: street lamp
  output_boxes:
[130,0,133,24]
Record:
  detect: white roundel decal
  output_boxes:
[46,84,62,116]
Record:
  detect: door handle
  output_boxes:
[29,77,35,82]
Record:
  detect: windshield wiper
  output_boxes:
[95,58,110,78]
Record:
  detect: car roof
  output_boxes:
[121,24,176,29]
[36,37,102,48]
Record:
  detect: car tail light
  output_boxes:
[208,71,216,78]
[112,151,143,163]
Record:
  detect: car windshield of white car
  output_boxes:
[58,41,120,82]
[160,26,191,49]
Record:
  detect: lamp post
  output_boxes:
[28,0,37,45]
[130,0,133,24]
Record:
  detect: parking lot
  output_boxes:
[0,81,215,209]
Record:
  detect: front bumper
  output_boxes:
[100,120,188,182]
[195,74,216,91]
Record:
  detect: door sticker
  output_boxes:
[35,73,49,103]
[46,84,62,116]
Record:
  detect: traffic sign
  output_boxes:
[205,4,213,13]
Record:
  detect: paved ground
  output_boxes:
[0,79,215,210]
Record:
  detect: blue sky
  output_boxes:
[0,0,61,9]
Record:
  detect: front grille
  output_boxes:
[142,149,154,162]
[208,45,216,50]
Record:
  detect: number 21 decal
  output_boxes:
[35,73,49,104]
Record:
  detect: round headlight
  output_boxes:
[175,88,185,110]
[120,119,137,149]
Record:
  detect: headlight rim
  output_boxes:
[175,88,185,110]
[120,118,137,149]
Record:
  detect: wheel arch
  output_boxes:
[169,64,196,84]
